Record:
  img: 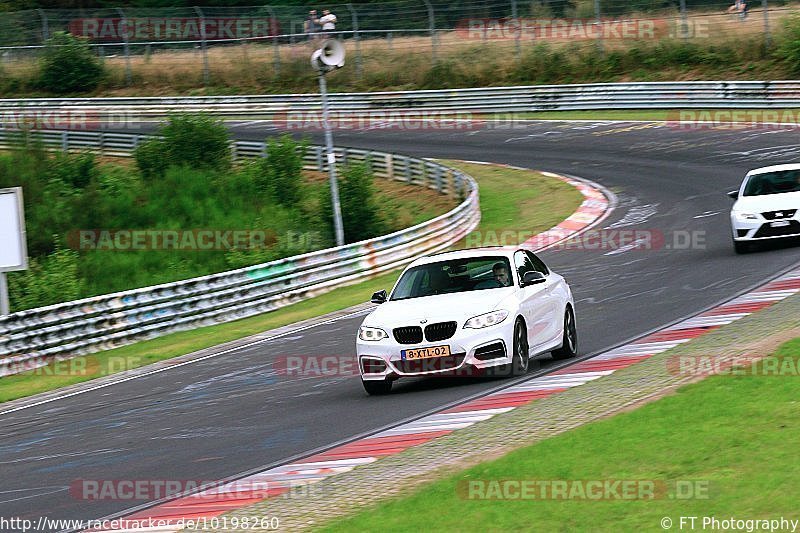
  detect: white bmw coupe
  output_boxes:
[356,247,577,395]
[729,164,800,254]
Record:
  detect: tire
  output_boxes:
[510,319,530,377]
[362,378,392,395]
[551,306,578,360]
[733,240,751,254]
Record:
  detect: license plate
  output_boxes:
[401,345,451,360]
[771,220,791,227]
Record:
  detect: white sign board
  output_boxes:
[0,187,27,272]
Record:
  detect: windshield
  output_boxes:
[391,256,513,301]
[743,170,800,196]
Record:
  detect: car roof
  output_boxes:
[410,247,518,266]
[746,163,800,176]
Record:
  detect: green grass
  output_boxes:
[0,163,582,403]
[321,338,800,532]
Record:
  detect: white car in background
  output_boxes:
[356,248,577,395]
[729,164,800,254]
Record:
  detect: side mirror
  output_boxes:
[727,190,739,199]
[521,271,546,287]
[370,290,387,304]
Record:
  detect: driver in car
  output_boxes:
[493,262,511,287]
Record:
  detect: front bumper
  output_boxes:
[731,215,800,241]
[357,323,514,380]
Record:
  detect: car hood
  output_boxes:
[364,288,517,327]
[734,191,800,213]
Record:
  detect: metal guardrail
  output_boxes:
[1,81,799,122]
[0,128,480,377]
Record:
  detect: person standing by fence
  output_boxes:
[305,9,321,40]
[319,9,337,36]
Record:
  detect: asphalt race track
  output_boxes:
[2,120,800,528]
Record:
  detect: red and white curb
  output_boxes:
[458,162,616,253]
[96,264,800,532]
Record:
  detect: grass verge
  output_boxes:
[320,337,800,532]
[0,163,583,403]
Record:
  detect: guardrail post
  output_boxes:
[347,4,363,80]
[447,169,455,197]
[364,150,373,173]
[434,166,443,192]
[763,0,771,51]
[316,146,324,171]
[61,131,68,152]
[194,6,210,86]
[231,141,239,161]
[385,153,394,179]
[404,156,412,183]
[593,0,603,54]
[37,9,49,42]
[116,8,133,86]
[423,0,437,63]
[98,132,105,155]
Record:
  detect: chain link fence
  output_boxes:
[0,0,795,85]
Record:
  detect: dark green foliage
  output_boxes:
[8,243,81,311]
[134,113,231,178]
[775,16,800,74]
[258,134,307,207]
[0,132,404,311]
[320,161,386,244]
[37,32,105,94]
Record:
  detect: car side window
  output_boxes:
[514,251,533,284]
[526,250,549,275]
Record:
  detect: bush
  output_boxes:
[134,114,231,178]
[37,32,105,94]
[320,161,386,244]
[259,134,308,207]
[8,243,81,312]
[776,16,800,74]
[133,137,169,180]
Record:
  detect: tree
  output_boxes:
[37,32,104,94]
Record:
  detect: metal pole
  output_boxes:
[264,5,280,77]
[594,0,603,54]
[423,0,437,63]
[37,9,49,42]
[0,272,9,316]
[116,8,132,86]
[318,73,345,247]
[763,0,771,50]
[347,4,362,79]
[679,0,688,41]
[511,0,520,60]
[194,7,210,86]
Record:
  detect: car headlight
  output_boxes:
[734,212,758,221]
[359,326,389,341]
[464,310,509,329]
